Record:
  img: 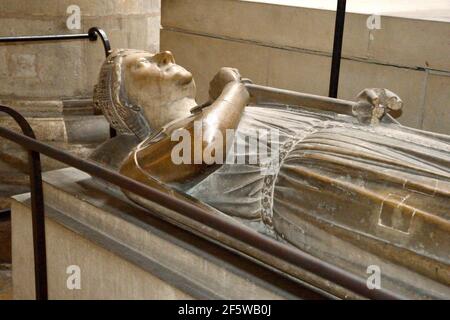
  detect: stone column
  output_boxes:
[0,1,161,209]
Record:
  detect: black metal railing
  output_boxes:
[0,27,116,299]
[0,27,111,57]
[0,106,47,300]
[0,27,117,138]
[0,104,402,300]
[329,0,347,98]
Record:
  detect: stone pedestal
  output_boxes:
[11,168,321,300]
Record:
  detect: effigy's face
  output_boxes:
[123,51,193,86]
[122,51,196,127]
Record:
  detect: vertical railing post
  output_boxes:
[329,0,347,98]
[0,105,47,300]
[0,28,113,299]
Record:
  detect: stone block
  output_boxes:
[0,99,63,117]
[367,16,450,72]
[163,0,335,53]
[267,48,331,96]
[0,0,161,18]
[162,0,450,71]
[0,117,68,142]
[422,73,450,134]
[161,30,270,102]
[0,1,161,99]
[10,168,316,299]
[163,0,450,131]
[12,196,190,300]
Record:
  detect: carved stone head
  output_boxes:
[94,49,196,140]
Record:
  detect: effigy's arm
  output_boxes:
[120,69,250,185]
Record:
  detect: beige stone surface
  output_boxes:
[0,1,161,203]
[266,48,331,96]
[10,168,304,300]
[161,30,270,102]
[161,29,332,100]
[0,0,160,17]
[161,0,450,134]
[245,0,450,22]
[0,2,161,267]
[163,0,336,54]
[0,117,68,142]
[366,16,450,72]
[422,73,450,134]
[0,0,161,99]
[0,99,63,116]
[162,30,429,129]
[162,0,450,71]
[12,198,190,300]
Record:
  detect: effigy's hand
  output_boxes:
[353,88,403,125]
[208,67,242,101]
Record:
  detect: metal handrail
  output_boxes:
[0,27,116,138]
[0,105,403,300]
[0,27,111,57]
[87,27,112,57]
[0,106,47,300]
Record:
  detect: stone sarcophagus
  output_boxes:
[12,49,449,300]
[85,49,450,299]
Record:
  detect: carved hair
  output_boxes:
[94,49,151,141]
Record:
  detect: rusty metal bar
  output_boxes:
[0,110,402,300]
[0,106,47,300]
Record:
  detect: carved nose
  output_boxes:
[153,51,175,65]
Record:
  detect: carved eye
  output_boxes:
[159,57,169,66]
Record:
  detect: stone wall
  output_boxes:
[161,0,450,135]
[0,0,160,100]
[0,1,161,211]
